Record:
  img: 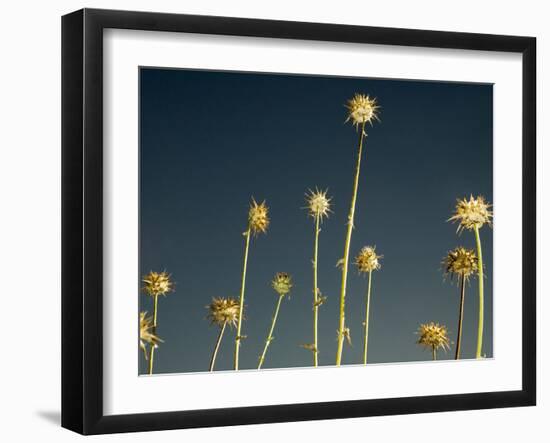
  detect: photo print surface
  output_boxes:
[138,68,493,375]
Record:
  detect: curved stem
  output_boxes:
[474,226,484,359]
[312,214,320,367]
[148,294,159,375]
[209,323,227,372]
[336,122,366,366]
[234,228,251,370]
[363,271,373,364]
[258,295,285,369]
[432,345,437,361]
[455,274,466,360]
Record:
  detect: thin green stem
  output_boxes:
[209,323,227,372]
[148,294,159,375]
[432,345,437,361]
[363,271,373,365]
[234,228,251,370]
[455,274,466,360]
[258,295,285,369]
[474,226,484,359]
[312,214,320,367]
[336,122,366,366]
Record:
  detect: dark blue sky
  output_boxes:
[139,67,493,374]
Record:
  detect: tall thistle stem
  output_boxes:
[258,294,284,369]
[474,226,484,359]
[336,121,366,365]
[234,228,251,370]
[455,274,466,360]
[209,323,227,372]
[312,214,321,366]
[363,270,373,364]
[148,294,159,375]
[432,345,437,361]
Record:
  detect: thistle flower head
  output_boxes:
[142,271,173,297]
[248,198,270,235]
[272,272,293,296]
[139,312,163,358]
[416,322,450,352]
[443,247,478,280]
[354,246,382,274]
[345,93,380,129]
[305,188,332,222]
[449,195,493,232]
[206,297,240,328]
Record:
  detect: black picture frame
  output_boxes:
[62,8,536,435]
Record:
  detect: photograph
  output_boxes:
[138,67,493,375]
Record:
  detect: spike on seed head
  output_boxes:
[305,188,332,222]
[142,271,173,297]
[345,93,380,130]
[416,322,450,352]
[272,272,293,296]
[355,246,382,274]
[206,297,240,328]
[449,195,492,232]
[443,247,478,280]
[139,312,163,358]
[248,198,270,235]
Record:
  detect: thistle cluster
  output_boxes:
[272,272,293,296]
[416,322,450,352]
[142,271,173,297]
[355,246,382,274]
[139,312,163,358]
[248,198,270,235]
[443,247,478,280]
[207,297,240,328]
[305,188,332,222]
[449,195,492,232]
[345,93,380,130]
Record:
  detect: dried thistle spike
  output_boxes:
[142,271,173,297]
[355,246,382,274]
[139,312,163,359]
[449,195,493,233]
[345,93,380,131]
[248,198,270,235]
[272,272,293,296]
[416,322,450,352]
[443,247,478,280]
[207,297,240,328]
[305,188,332,222]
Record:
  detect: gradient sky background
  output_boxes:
[139,68,493,375]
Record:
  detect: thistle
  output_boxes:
[443,247,478,360]
[142,271,173,374]
[305,188,332,366]
[449,195,492,358]
[336,93,380,366]
[355,246,382,364]
[139,311,163,360]
[416,322,450,360]
[258,273,292,369]
[206,297,240,371]
[234,198,270,370]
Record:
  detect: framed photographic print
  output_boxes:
[61,8,536,435]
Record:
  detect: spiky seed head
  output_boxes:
[248,198,270,235]
[272,272,293,296]
[142,271,173,297]
[305,188,332,222]
[443,247,478,280]
[139,312,163,358]
[345,93,380,130]
[449,195,493,232]
[206,297,240,328]
[416,322,450,352]
[355,246,382,274]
